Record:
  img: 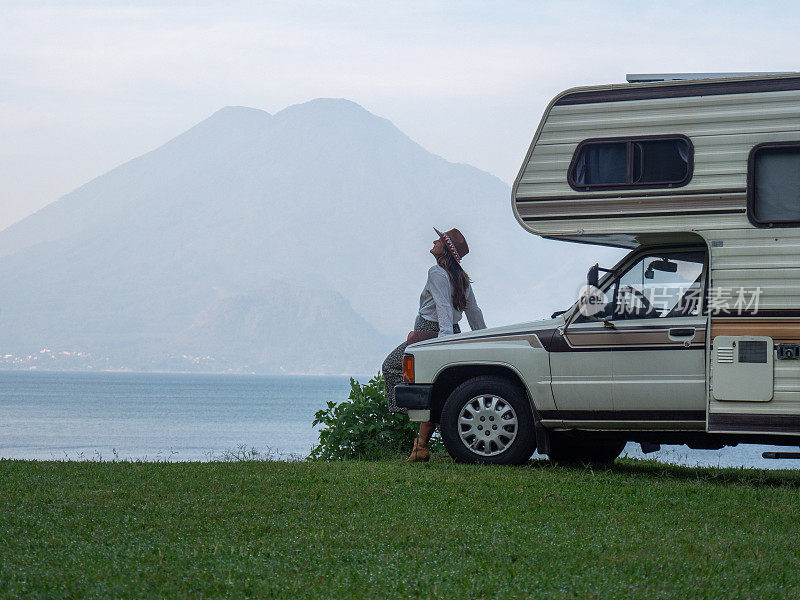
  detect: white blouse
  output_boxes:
[418,265,486,337]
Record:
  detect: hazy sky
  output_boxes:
[2,0,799,229]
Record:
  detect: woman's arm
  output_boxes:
[428,268,455,336]
[465,286,486,330]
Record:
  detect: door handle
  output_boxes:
[669,328,695,338]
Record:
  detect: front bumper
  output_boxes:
[394,383,432,409]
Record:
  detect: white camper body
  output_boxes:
[396,74,800,464]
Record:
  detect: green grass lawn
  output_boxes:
[2,457,800,599]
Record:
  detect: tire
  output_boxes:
[547,431,625,465]
[440,376,537,465]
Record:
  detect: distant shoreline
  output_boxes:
[0,368,376,378]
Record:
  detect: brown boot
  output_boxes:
[407,437,430,463]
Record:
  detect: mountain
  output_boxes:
[0,99,621,373]
[171,282,389,374]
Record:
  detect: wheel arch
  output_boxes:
[429,363,535,423]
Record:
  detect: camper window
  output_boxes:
[747,142,800,227]
[569,135,692,191]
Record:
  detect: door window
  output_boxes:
[610,251,705,320]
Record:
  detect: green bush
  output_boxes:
[310,374,441,460]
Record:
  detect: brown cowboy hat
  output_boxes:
[434,227,469,262]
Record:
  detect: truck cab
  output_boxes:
[396,73,800,464]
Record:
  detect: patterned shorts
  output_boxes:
[382,315,460,414]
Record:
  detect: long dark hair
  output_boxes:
[437,252,472,311]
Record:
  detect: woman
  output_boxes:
[382,227,486,462]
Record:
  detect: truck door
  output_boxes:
[551,249,707,424]
[607,250,707,421]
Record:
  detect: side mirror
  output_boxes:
[587,263,599,287]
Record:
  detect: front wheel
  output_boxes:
[440,376,537,465]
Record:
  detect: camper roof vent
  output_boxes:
[626,72,797,83]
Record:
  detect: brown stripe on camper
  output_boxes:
[714,310,800,318]
[515,187,746,203]
[711,318,800,343]
[522,208,743,222]
[516,194,745,221]
[554,76,800,106]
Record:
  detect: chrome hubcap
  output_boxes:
[457,394,518,457]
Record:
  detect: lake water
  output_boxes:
[0,371,356,461]
[2,370,799,468]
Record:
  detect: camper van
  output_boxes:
[396,73,800,464]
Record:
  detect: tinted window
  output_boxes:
[570,136,691,190]
[634,139,691,183]
[749,144,800,226]
[573,143,627,185]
